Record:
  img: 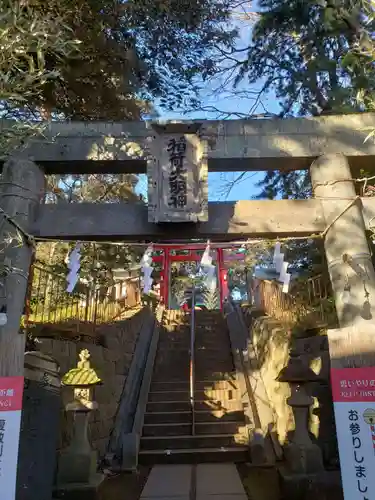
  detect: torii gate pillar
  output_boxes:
[0,158,45,377]
[311,152,375,500]
[311,153,375,329]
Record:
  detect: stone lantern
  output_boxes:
[54,349,104,499]
[277,355,324,475]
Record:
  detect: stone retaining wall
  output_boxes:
[36,307,153,458]
[250,315,338,466]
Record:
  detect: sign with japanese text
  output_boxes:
[166,136,188,211]
[147,131,208,223]
[0,376,24,500]
[331,367,375,500]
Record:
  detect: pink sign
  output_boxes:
[331,367,375,499]
[0,376,24,500]
[331,367,375,403]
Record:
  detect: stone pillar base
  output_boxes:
[279,467,343,500]
[53,473,105,500]
[56,449,98,484]
[283,442,324,474]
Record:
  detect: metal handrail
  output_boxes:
[189,286,196,435]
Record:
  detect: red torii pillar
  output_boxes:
[158,248,170,307]
[217,248,228,308]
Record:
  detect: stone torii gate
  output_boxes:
[2,112,375,381]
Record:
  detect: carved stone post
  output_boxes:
[0,157,45,376]
[278,356,324,474]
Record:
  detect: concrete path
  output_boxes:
[140,463,247,500]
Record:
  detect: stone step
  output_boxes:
[157,347,189,353]
[142,421,246,437]
[194,388,240,401]
[144,411,192,424]
[195,360,234,368]
[144,410,246,425]
[195,399,243,412]
[195,421,246,435]
[157,345,191,351]
[148,391,190,402]
[194,361,234,368]
[138,446,249,465]
[153,360,190,367]
[153,364,235,374]
[152,366,190,374]
[150,379,239,392]
[152,371,190,380]
[195,346,231,352]
[195,360,234,369]
[140,433,248,451]
[194,330,226,335]
[159,332,190,339]
[194,320,224,325]
[152,372,237,384]
[194,328,226,333]
[195,358,233,364]
[152,374,236,384]
[142,422,192,436]
[194,369,236,378]
[195,350,232,357]
[148,388,240,403]
[146,399,243,413]
[195,333,230,338]
[156,348,231,356]
[153,357,190,366]
[158,341,230,348]
[147,401,191,412]
[194,326,226,331]
[152,375,189,383]
[154,354,191,361]
[158,335,190,340]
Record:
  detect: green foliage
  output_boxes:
[0,1,81,155]
[202,286,220,310]
[171,275,194,305]
[238,0,375,118]
[1,0,238,124]
[122,0,238,111]
[254,170,312,200]
[46,173,140,204]
[232,0,375,202]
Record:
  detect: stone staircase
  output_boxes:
[139,310,248,464]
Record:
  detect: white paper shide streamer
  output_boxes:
[279,260,291,294]
[273,242,291,294]
[200,241,212,268]
[141,245,154,294]
[66,243,81,293]
[273,242,284,273]
[200,242,216,291]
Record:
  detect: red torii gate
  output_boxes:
[151,243,245,309]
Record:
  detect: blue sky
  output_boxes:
[136,6,282,202]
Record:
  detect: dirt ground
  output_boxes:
[98,467,151,500]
